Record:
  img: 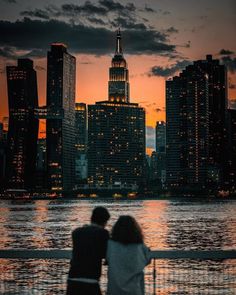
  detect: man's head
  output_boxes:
[91,206,110,227]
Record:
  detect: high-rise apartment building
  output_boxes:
[194,55,227,186]
[225,109,236,190]
[46,43,76,191]
[88,31,145,188]
[166,62,209,189]
[75,103,87,182]
[156,121,166,153]
[6,59,39,189]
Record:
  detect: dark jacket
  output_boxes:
[68,224,109,280]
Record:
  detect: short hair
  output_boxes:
[91,206,110,225]
[111,215,143,244]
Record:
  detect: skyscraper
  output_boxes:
[46,43,76,191]
[75,103,87,182]
[108,29,130,103]
[6,59,39,189]
[225,109,236,190]
[166,63,209,189]
[194,55,227,186]
[88,31,145,188]
[156,121,166,153]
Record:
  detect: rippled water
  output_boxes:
[0,199,236,294]
[0,198,236,250]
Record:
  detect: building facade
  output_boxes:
[225,109,236,190]
[6,59,39,189]
[166,63,209,189]
[194,55,227,186]
[156,121,166,153]
[88,31,145,188]
[75,103,87,182]
[46,43,76,191]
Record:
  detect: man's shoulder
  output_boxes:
[72,225,109,238]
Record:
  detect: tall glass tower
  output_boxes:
[6,59,39,189]
[108,29,130,103]
[46,43,76,191]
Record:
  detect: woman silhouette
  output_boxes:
[106,215,151,295]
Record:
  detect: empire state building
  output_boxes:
[108,29,130,103]
[88,30,146,188]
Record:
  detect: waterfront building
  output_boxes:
[5,59,39,189]
[35,138,47,189]
[46,43,76,191]
[0,122,6,188]
[156,121,166,153]
[225,109,236,190]
[88,31,145,188]
[166,62,209,189]
[194,55,227,187]
[75,103,87,182]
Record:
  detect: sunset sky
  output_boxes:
[0,0,236,151]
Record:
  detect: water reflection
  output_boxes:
[0,199,235,250]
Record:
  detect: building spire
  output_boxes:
[115,28,122,55]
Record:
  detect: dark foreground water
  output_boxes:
[0,198,236,294]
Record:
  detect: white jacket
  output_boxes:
[106,240,150,295]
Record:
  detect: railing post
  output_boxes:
[153,258,156,295]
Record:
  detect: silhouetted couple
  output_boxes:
[67,206,150,295]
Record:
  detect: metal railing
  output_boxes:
[0,249,236,294]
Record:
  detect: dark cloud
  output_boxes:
[0,18,175,58]
[21,9,50,19]
[61,2,107,16]
[111,16,147,30]
[99,0,136,14]
[221,56,236,73]
[143,5,156,13]
[163,11,171,15]
[2,0,17,3]
[149,60,191,77]
[166,27,178,34]
[155,108,162,113]
[87,17,107,26]
[219,49,234,55]
[0,46,17,59]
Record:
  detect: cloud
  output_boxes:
[143,5,156,13]
[0,46,17,59]
[166,27,178,34]
[148,60,191,77]
[61,2,107,16]
[0,18,175,58]
[2,0,17,3]
[221,56,236,73]
[219,49,234,55]
[146,126,155,136]
[111,16,147,30]
[155,108,162,113]
[21,9,50,19]
[99,0,136,14]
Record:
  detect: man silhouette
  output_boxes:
[67,206,110,295]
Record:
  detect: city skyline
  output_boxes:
[0,0,236,155]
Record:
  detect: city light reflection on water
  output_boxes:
[0,199,235,294]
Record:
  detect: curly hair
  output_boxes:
[111,215,144,244]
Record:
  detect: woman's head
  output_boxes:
[111,215,143,244]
